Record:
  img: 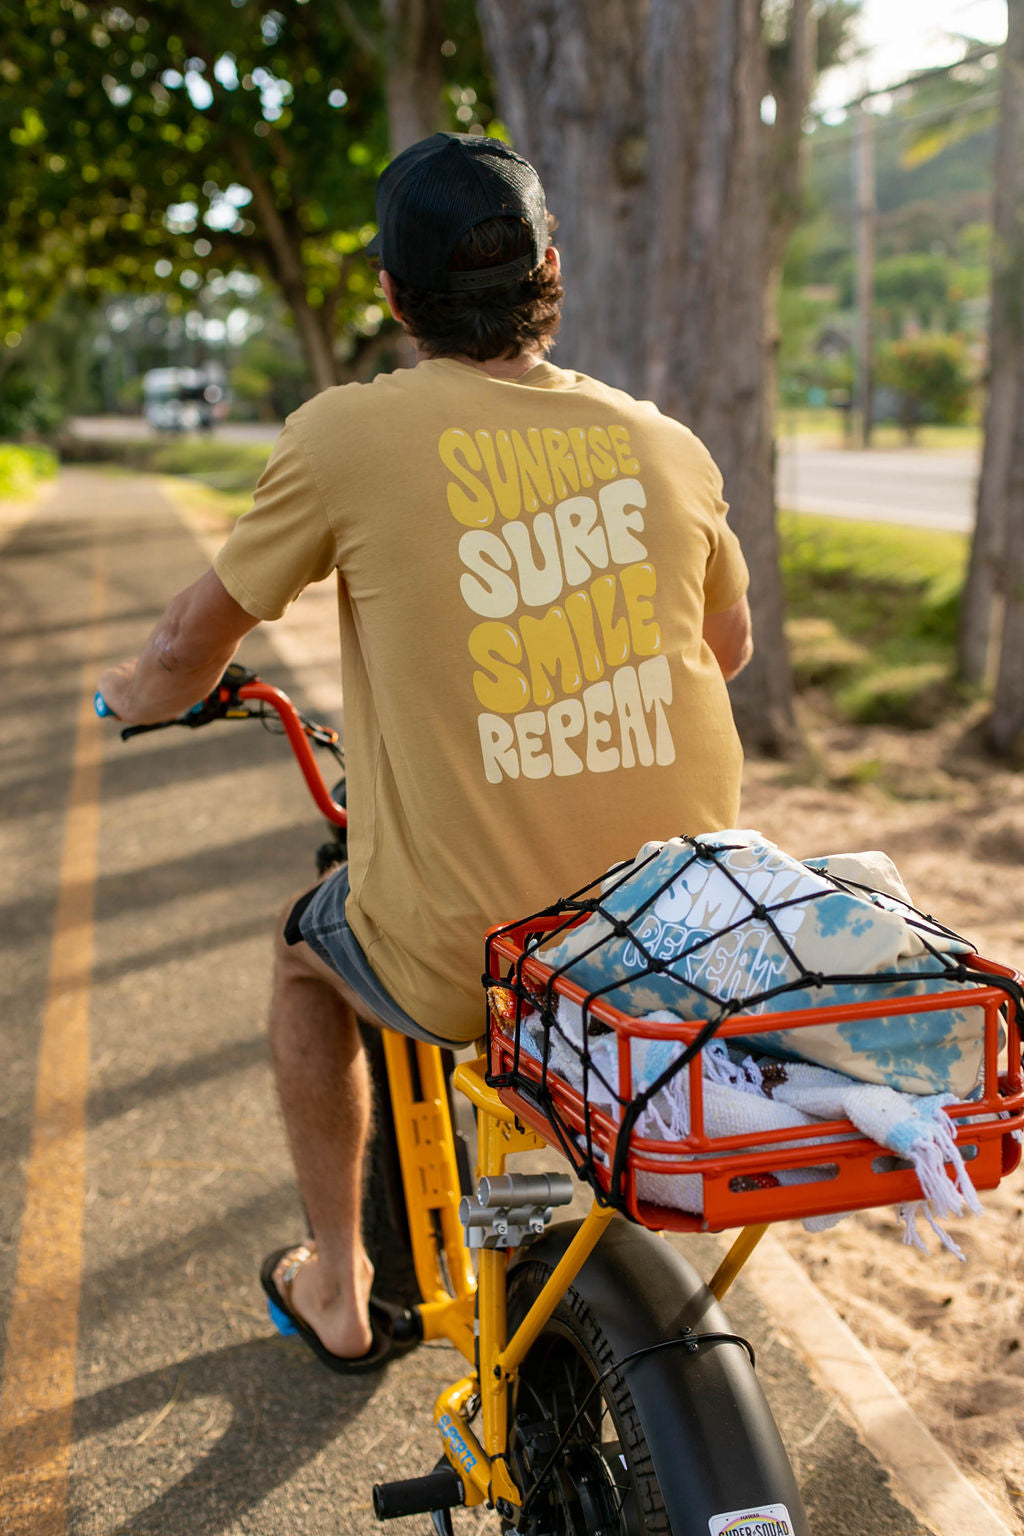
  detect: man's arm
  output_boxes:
[97,568,262,724]
[703,594,753,681]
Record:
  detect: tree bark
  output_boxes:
[476,0,803,752]
[382,0,446,151]
[960,0,1024,688]
[228,135,340,392]
[987,0,1024,752]
[643,0,796,751]
[474,0,650,392]
[765,0,816,284]
[989,332,1024,756]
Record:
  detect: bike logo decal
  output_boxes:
[437,1413,477,1473]
[708,1504,794,1536]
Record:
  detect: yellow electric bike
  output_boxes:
[102,666,1024,1536]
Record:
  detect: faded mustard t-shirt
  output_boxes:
[214,358,748,1041]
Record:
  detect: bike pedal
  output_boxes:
[372,1462,465,1521]
[374,1298,423,1345]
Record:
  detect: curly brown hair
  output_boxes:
[387,215,563,362]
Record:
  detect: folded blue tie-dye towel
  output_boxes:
[533,830,984,1099]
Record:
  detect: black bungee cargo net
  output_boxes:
[482,836,1024,1218]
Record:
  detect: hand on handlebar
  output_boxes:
[95,662,259,737]
[95,664,347,826]
[95,659,138,721]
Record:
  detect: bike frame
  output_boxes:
[239,678,768,1516]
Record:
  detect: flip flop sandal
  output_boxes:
[260,1244,401,1375]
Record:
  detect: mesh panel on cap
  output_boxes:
[372,134,547,291]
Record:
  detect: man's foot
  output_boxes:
[261,1243,393,1374]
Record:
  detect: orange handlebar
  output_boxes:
[238,680,347,829]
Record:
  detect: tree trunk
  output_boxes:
[960,0,1024,688]
[476,0,801,753]
[765,0,816,284]
[644,0,797,751]
[987,0,1024,752]
[989,333,1024,756]
[474,0,650,393]
[228,135,340,392]
[382,0,446,150]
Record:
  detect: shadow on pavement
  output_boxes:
[87,1034,270,1127]
[58,1338,382,1535]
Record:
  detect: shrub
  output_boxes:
[0,443,58,498]
[875,333,972,441]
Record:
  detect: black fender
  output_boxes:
[510,1217,809,1536]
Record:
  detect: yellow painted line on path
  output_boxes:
[0,553,106,1535]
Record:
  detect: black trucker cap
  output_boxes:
[366,132,548,293]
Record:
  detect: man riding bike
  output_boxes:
[98,131,752,1374]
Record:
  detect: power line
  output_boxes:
[809,38,1002,122]
[806,91,1000,163]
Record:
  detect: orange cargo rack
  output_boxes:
[484,915,1024,1234]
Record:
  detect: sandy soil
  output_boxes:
[741,705,1024,1532]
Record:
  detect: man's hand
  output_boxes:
[96,659,140,720]
[703,595,753,682]
[98,568,261,725]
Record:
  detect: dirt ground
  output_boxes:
[741,703,1024,1532]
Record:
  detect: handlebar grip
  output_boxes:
[94,691,117,719]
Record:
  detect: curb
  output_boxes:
[748,1233,1014,1536]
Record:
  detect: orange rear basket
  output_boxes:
[484,915,1024,1234]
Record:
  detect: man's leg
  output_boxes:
[267,915,376,1359]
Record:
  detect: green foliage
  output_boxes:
[779,510,969,725]
[60,433,271,493]
[0,290,118,433]
[873,253,959,334]
[0,370,66,437]
[0,442,58,497]
[764,1,863,88]
[801,53,999,289]
[0,0,493,376]
[226,326,312,419]
[875,332,972,437]
[146,437,271,491]
[836,661,957,728]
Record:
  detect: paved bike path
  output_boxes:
[0,469,955,1536]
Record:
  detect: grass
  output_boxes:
[779,509,971,727]
[0,443,58,498]
[777,407,983,452]
[145,438,272,492]
[59,434,272,495]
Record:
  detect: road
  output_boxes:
[0,468,941,1536]
[776,441,979,532]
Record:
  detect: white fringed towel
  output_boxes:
[520,1001,983,1257]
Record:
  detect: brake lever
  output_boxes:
[119,718,182,741]
[104,663,263,740]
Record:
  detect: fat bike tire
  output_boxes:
[506,1221,809,1536]
[505,1258,669,1536]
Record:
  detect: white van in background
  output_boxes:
[142,366,227,431]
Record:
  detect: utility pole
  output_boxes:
[853,100,875,448]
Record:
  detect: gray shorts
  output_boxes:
[284,864,457,1048]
